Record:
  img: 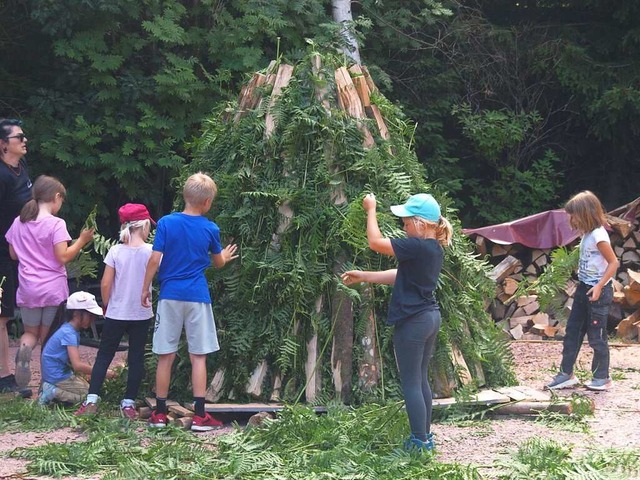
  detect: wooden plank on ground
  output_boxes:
[495,386,529,402]
[145,397,179,409]
[433,390,511,407]
[472,390,512,405]
[199,403,327,414]
[510,385,551,402]
[169,405,194,417]
[432,397,457,408]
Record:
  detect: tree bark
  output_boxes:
[332,0,361,64]
[331,255,354,403]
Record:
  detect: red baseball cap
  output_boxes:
[118,203,156,225]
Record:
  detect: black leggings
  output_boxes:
[393,310,441,440]
[89,318,151,399]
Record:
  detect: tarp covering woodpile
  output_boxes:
[462,197,640,343]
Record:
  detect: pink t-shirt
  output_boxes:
[5,215,72,308]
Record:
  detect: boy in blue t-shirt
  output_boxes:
[142,172,238,431]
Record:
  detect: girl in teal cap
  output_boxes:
[342,193,452,452]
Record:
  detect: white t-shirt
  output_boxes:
[578,226,611,286]
[104,243,154,320]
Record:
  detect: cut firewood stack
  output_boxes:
[479,206,640,342]
[614,270,640,341]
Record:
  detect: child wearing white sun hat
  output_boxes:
[38,291,116,405]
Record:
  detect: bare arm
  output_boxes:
[363,194,394,256]
[68,345,116,378]
[100,265,115,309]
[141,251,162,307]
[53,228,95,264]
[587,241,619,301]
[8,244,17,261]
[342,269,397,286]
[67,346,94,376]
[212,243,239,268]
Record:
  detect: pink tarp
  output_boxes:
[462,209,578,249]
[462,197,640,250]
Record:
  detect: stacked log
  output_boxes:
[481,208,640,342]
[614,270,640,341]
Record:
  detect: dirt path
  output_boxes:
[436,342,640,468]
[1,340,639,478]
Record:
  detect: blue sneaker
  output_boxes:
[545,372,578,390]
[404,433,435,452]
[38,382,57,405]
[585,378,613,391]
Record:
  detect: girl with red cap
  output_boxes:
[75,203,155,419]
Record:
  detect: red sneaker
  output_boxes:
[74,402,98,416]
[121,405,138,420]
[148,410,168,428]
[191,413,223,432]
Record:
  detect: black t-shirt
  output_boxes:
[0,158,32,258]
[387,237,444,326]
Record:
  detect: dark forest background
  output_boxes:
[2,0,638,234]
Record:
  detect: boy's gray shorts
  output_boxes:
[152,299,220,355]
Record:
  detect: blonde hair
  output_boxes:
[183,172,217,207]
[119,219,151,243]
[20,175,66,222]
[564,190,607,233]
[413,215,453,247]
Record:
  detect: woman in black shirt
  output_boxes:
[0,119,32,392]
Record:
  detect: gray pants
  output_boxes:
[561,282,612,379]
[393,309,441,441]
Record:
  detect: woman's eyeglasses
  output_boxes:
[7,134,27,142]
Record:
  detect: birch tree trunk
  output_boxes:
[332,0,361,64]
[330,3,358,403]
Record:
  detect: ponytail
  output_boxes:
[415,215,453,247]
[435,216,453,247]
[119,219,150,244]
[19,199,39,222]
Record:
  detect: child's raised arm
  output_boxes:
[212,243,239,268]
[54,228,95,264]
[363,194,394,256]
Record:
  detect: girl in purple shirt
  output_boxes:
[5,175,94,388]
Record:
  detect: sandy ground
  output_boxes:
[436,341,640,472]
[1,340,639,478]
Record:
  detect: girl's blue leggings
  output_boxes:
[393,309,441,441]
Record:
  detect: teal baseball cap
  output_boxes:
[390,194,441,222]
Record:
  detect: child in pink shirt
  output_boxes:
[5,175,94,387]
